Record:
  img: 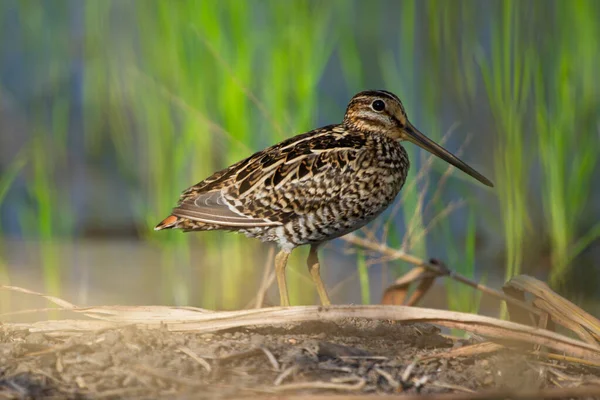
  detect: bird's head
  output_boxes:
[343,90,493,187]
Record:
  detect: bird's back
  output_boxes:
[155,125,409,249]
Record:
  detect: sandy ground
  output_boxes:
[2,318,600,399]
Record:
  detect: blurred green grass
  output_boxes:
[0,0,599,313]
[478,0,533,296]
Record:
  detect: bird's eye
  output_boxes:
[371,99,386,112]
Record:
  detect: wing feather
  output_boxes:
[172,191,280,227]
[167,126,370,230]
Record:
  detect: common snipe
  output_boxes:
[155,90,493,306]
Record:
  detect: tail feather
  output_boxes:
[154,214,230,232]
[154,215,179,231]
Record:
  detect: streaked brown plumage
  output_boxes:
[155,90,493,306]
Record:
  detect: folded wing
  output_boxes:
[173,191,281,227]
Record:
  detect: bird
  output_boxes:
[155,90,493,307]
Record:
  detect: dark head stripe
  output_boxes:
[347,90,405,113]
[376,90,401,103]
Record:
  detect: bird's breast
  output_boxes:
[251,137,410,249]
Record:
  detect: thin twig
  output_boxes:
[429,381,477,393]
[537,352,600,368]
[401,174,430,253]
[0,307,75,318]
[342,234,541,315]
[401,358,419,383]
[272,377,366,392]
[339,356,387,360]
[216,348,263,362]
[374,367,400,389]
[422,132,473,219]
[274,365,298,386]
[177,346,212,372]
[259,346,280,371]
[215,346,279,370]
[318,365,354,374]
[410,200,465,246]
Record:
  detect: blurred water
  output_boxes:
[1,238,493,313]
[0,238,381,309]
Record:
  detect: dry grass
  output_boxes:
[2,274,600,398]
[2,283,600,364]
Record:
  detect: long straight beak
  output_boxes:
[404,122,494,187]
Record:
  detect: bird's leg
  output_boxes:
[275,249,291,306]
[307,244,331,306]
